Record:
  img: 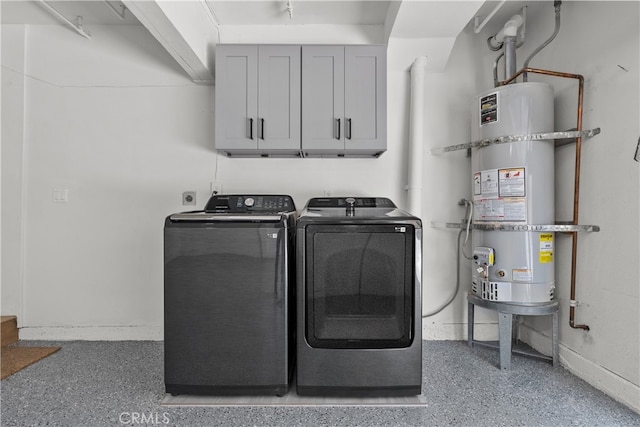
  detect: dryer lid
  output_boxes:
[305,197,396,209]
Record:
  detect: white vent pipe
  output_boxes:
[406,56,427,218]
[488,14,523,49]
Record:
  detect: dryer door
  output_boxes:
[304,224,415,349]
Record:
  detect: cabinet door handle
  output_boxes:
[335,118,341,140]
[249,118,254,140]
[346,118,352,140]
[260,118,265,140]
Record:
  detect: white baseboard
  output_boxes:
[21,323,494,342]
[18,325,162,341]
[22,323,497,342]
[520,324,640,414]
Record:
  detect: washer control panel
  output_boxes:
[205,195,296,213]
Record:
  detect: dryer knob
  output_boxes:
[345,197,356,216]
[244,197,255,207]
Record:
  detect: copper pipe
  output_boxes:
[501,67,590,331]
[569,75,589,330]
[500,67,583,85]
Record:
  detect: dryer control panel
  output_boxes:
[306,197,396,209]
[205,195,296,213]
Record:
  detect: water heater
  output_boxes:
[470,82,555,304]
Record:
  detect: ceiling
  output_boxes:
[1,0,393,27]
[207,0,393,26]
[0,1,510,35]
[1,0,534,38]
[2,1,539,81]
[1,1,141,25]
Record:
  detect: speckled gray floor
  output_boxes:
[1,340,638,426]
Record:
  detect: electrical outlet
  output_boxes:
[182,191,197,206]
[210,182,223,195]
[53,188,69,203]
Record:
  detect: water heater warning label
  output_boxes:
[480,93,498,126]
[480,169,498,197]
[475,198,526,221]
[539,234,554,264]
[474,167,527,222]
[513,269,533,282]
[499,168,525,197]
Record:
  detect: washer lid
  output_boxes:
[168,212,285,223]
[204,194,296,214]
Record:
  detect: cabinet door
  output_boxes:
[302,46,345,153]
[257,45,301,152]
[215,45,258,151]
[344,45,386,153]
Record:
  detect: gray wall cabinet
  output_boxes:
[302,45,387,157]
[215,44,386,158]
[215,44,301,156]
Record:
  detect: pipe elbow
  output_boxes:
[410,56,428,74]
[503,15,523,37]
[491,14,523,43]
[569,320,590,331]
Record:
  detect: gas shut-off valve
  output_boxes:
[473,247,495,279]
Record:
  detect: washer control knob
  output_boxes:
[244,197,255,207]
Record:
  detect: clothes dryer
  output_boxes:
[296,197,422,396]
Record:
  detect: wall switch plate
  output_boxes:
[182,191,196,206]
[53,188,69,203]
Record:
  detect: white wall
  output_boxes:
[445,0,639,411]
[410,32,493,339]
[2,24,216,339]
[1,25,26,319]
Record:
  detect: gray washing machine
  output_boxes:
[164,194,296,396]
[296,197,422,396]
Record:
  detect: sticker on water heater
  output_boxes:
[473,172,481,195]
[503,198,526,221]
[513,269,533,282]
[480,169,499,198]
[475,198,504,221]
[474,198,526,222]
[499,168,526,197]
[480,93,498,126]
[539,234,554,264]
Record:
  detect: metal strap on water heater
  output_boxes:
[430,222,600,233]
[429,128,600,155]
